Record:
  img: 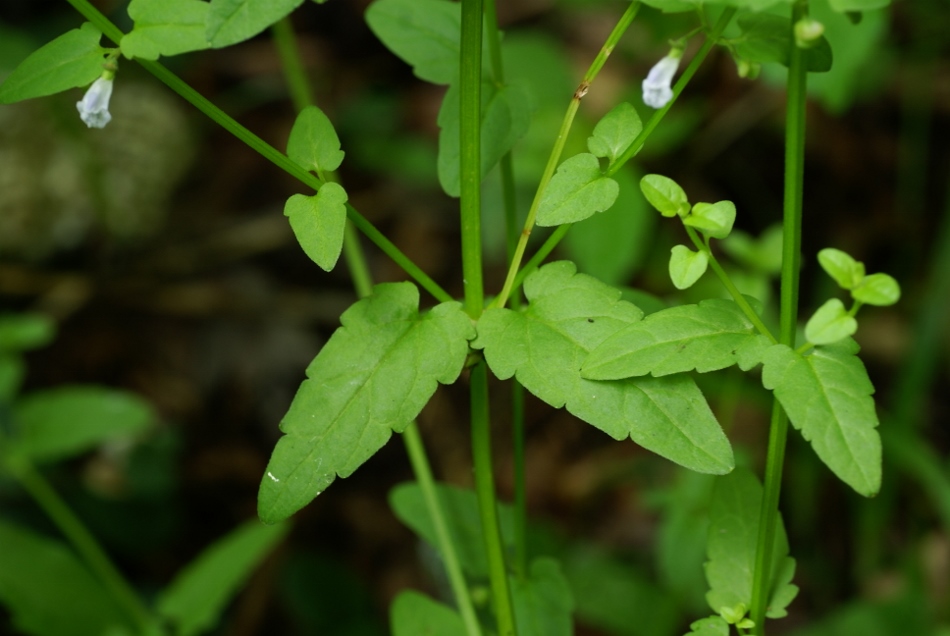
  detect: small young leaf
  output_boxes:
[9,386,155,463]
[0,313,56,352]
[120,0,211,60]
[852,273,900,306]
[511,558,574,636]
[473,261,734,475]
[640,174,690,218]
[685,616,730,636]
[0,520,127,636]
[818,248,864,290]
[704,469,798,619]
[390,591,466,636]
[587,102,642,164]
[669,245,709,290]
[389,481,515,578]
[684,201,737,240]
[536,154,619,226]
[0,23,106,104]
[206,0,305,48]
[365,0,463,84]
[157,521,290,636]
[284,183,348,272]
[805,298,857,345]
[735,13,833,73]
[761,339,881,496]
[258,284,475,524]
[582,298,771,380]
[286,105,345,175]
[438,81,532,198]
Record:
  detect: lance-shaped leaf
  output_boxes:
[157,520,289,636]
[120,0,211,60]
[286,105,345,175]
[536,154,619,227]
[390,591,465,636]
[761,339,881,496]
[365,0,462,85]
[582,299,771,380]
[0,23,106,104]
[704,468,798,620]
[206,0,305,48]
[473,261,733,475]
[587,102,642,165]
[284,183,348,272]
[437,80,532,197]
[258,283,475,524]
[511,558,574,636]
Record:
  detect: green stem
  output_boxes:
[507,7,737,297]
[64,0,452,305]
[460,0,485,318]
[272,17,312,112]
[402,425,484,636]
[471,362,518,636]
[492,1,640,310]
[683,226,777,343]
[9,460,153,633]
[749,3,808,632]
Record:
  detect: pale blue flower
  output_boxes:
[642,51,682,109]
[76,76,113,129]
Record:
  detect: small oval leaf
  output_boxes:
[669,245,708,290]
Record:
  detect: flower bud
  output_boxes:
[76,76,114,129]
[642,49,682,109]
[794,17,825,49]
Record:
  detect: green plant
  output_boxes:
[0,0,934,635]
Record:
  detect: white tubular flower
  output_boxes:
[642,50,682,109]
[76,76,114,129]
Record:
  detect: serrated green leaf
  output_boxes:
[535,154,619,227]
[157,521,289,636]
[669,245,709,290]
[473,261,734,475]
[817,248,864,289]
[390,591,466,636]
[583,298,771,380]
[206,0,305,48]
[365,0,461,84]
[437,80,532,198]
[0,23,106,104]
[761,340,881,495]
[805,298,857,345]
[511,558,574,636]
[120,0,210,60]
[641,174,690,218]
[286,105,345,175]
[685,616,730,636]
[828,0,889,11]
[8,386,154,463]
[704,468,798,619]
[685,201,736,240]
[389,481,515,578]
[852,273,900,306]
[284,183,348,272]
[0,313,56,352]
[0,520,127,636]
[258,284,475,523]
[735,13,833,73]
[587,102,642,164]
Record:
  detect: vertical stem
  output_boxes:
[272,17,313,112]
[460,0,485,319]
[750,2,808,632]
[9,460,153,633]
[471,362,518,636]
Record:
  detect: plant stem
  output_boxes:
[64,0,452,305]
[471,362,518,636]
[460,0,485,318]
[507,7,737,297]
[8,459,153,633]
[749,2,808,632]
[492,1,640,309]
[272,17,312,112]
[683,226,777,343]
